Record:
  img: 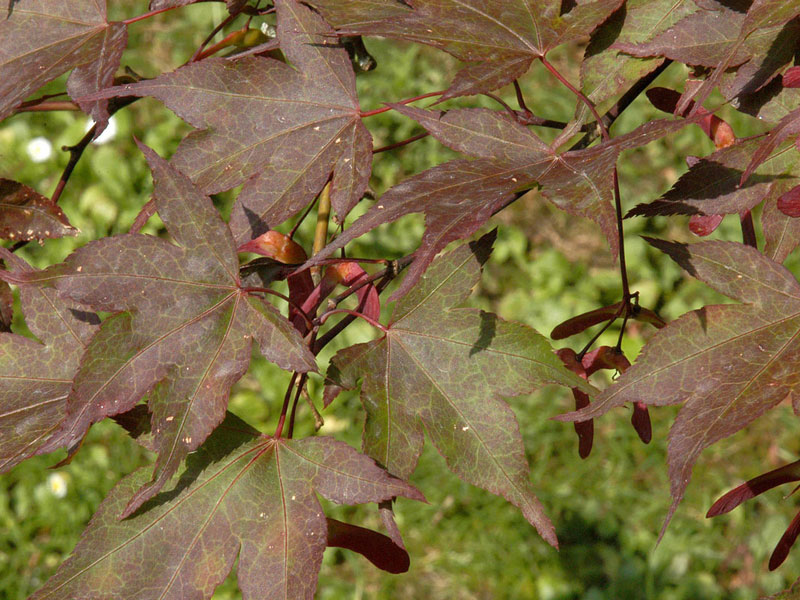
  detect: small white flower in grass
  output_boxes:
[86,115,118,145]
[47,472,68,498]
[26,137,53,162]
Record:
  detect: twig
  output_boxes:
[190,10,242,62]
[360,90,444,118]
[123,6,177,25]
[541,57,608,141]
[15,101,80,113]
[317,308,388,333]
[274,372,298,438]
[373,132,429,153]
[572,60,672,151]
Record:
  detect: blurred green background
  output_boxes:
[2,2,800,599]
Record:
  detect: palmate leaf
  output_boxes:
[612,1,796,69]
[0,0,127,132]
[307,106,689,298]
[1,144,315,516]
[627,137,800,219]
[672,0,800,115]
[344,0,623,98]
[0,249,99,473]
[324,233,596,547]
[742,106,800,184]
[557,240,800,532]
[30,412,423,600]
[0,179,77,241]
[307,0,412,28]
[579,0,698,116]
[762,192,800,263]
[90,0,370,243]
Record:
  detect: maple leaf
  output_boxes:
[627,137,800,219]
[1,143,316,516]
[612,1,792,69]
[0,249,99,473]
[324,233,596,547]
[307,106,689,298]
[345,0,624,98]
[761,192,800,263]
[580,0,697,115]
[0,1,127,132]
[90,0,371,243]
[557,239,800,533]
[672,0,800,115]
[741,107,800,184]
[307,0,412,28]
[0,179,77,242]
[29,412,423,600]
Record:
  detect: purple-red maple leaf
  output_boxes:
[0,249,99,473]
[1,143,316,516]
[342,0,623,99]
[0,179,77,242]
[89,0,370,243]
[307,106,689,298]
[557,239,800,534]
[30,412,423,600]
[325,233,596,547]
[0,0,127,132]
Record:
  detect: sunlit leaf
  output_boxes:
[557,240,800,531]
[0,1,127,131]
[1,144,315,515]
[325,233,596,547]
[30,413,423,600]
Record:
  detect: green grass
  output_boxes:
[2,3,800,599]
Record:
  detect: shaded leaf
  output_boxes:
[674,0,800,115]
[580,0,698,116]
[742,107,800,184]
[325,234,596,547]
[0,1,127,131]
[762,192,800,261]
[734,76,800,122]
[557,240,800,532]
[0,249,99,473]
[0,179,77,241]
[615,0,800,98]
[90,0,371,241]
[627,138,800,218]
[345,0,623,98]
[1,144,315,515]
[614,1,753,68]
[30,412,422,600]
[718,19,800,102]
[0,280,12,332]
